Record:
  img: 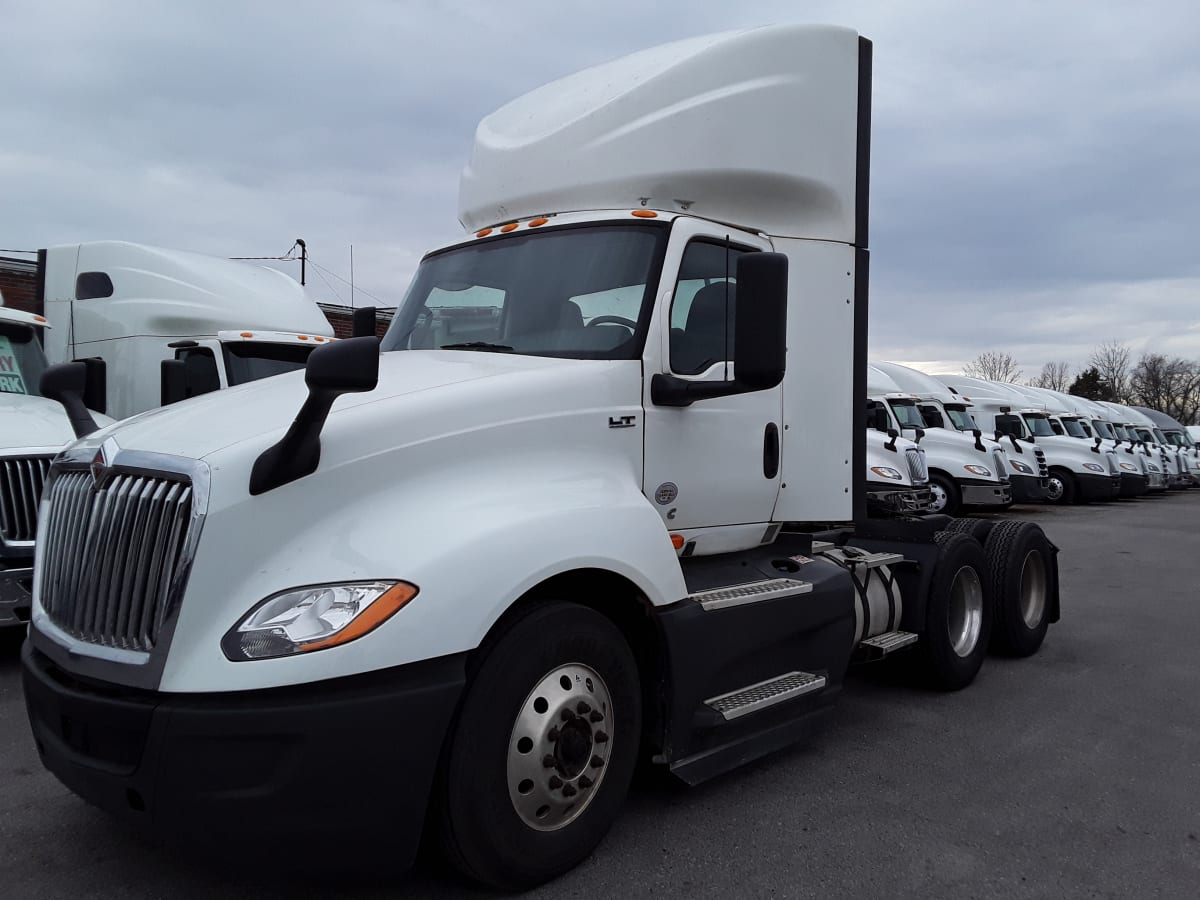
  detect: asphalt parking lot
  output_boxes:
[3,493,1199,899]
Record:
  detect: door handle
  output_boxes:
[763,422,780,479]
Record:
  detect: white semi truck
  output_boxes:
[0,304,113,627]
[866,364,1011,515]
[936,375,1120,504]
[1122,405,1193,489]
[1098,401,1181,490]
[38,241,337,418]
[22,27,1061,889]
[1136,407,1200,484]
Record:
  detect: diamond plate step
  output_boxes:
[704,671,827,721]
[855,630,918,661]
[690,578,812,612]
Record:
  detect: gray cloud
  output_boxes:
[2,0,1199,376]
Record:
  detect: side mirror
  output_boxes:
[651,252,788,406]
[885,428,899,452]
[77,357,107,414]
[249,337,380,495]
[913,427,925,444]
[352,306,378,338]
[40,362,101,439]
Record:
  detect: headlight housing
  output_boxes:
[1119,462,1137,472]
[963,465,991,477]
[222,580,419,661]
[1010,459,1034,474]
[1148,463,1160,473]
[1083,462,1106,472]
[870,466,904,480]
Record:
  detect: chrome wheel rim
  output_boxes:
[1046,476,1064,501]
[948,565,984,657]
[507,663,613,831]
[1019,549,1047,628]
[929,482,948,512]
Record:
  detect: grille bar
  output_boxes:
[40,469,194,652]
[993,449,1010,482]
[0,455,53,544]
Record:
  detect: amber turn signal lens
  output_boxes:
[670,534,685,550]
[631,209,658,218]
[300,582,420,653]
[500,222,519,233]
[476,227,493,237]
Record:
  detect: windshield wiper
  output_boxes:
[440,341,514,353]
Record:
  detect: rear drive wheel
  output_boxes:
[1045,468,1075,505]
[985,521,1053,656]
[918,532,991,690]
[437,602,641,890]
[928,473,961,517]
[940,517,996,544]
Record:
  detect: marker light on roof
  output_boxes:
[476,227,493,237]
[631,209,658,218]
[528,217,549,227]
[500,222,519,233]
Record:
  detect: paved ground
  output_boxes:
[3,493,1199,899]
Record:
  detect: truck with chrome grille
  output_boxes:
[23,26,1062,890]
[0,302,112,627]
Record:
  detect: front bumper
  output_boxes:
[866,483,933,516]
[0,554,34,628]
[1077,472,1122,502]
[23,642,467,870]
[1009,472,1049,503]
[1118,472,1149,498]
[960,479,1012,508]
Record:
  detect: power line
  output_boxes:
[308,259,391,307]
[310,263,346,305]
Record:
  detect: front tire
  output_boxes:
[929,473,962,516]
[918,532,992,690]
[1046,468,1076,505]
[437,602,641,890]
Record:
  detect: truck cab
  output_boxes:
[1098,401,1177,490]
[39,241,335,418]
[0,303,112,627]
[1135,407,1199,486]
[22,26,1061,889]
[866,364,1011,516]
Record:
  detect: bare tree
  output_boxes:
[1030,361,1071,392]
[1130,353,1200,424]
[963,351,1022,383]
[1088,340,1132,403]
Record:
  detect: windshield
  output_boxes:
[382,224,667,360]
[1163,430,1187,448]
[1092,420,1116,440]
[943,405,978,431]
[1151,428,1170,445]
[222,341,315,386]
[1023,414,1056,437]
[1111,423,1131,440]
[0,321,47,397]
[889,400,926,429]
[917,404,945,428]
[1060,417,1088,438]
[1133,427,1154,443]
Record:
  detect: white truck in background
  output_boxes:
[866,363,1011,515]
[1097,401,1182,490]
[863,425,932,515]
[1134,407,1199,486]
[1187,425,1200,449]
[22,27,1061,890]
[1124,405,1192,489]
[38,241,337,418]
[0,302,113,627]
[936,375,1121,504]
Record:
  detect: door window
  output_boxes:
[669,240,750,375]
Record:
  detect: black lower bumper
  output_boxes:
[1009,473,1048,503]
[1077,472,1122,502]
[0,554,34,628]
[22,642,467,871]
[1119,472,1149,498]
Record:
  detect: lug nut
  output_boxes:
[589,710,603,723]
[549,775,563,790]
[561,783,577,798]
[590,755,604,769]
[542,754,556,768]
[576,701,592,715]
[579,775,594,789]
[548,726,559,742]
[560,709,576,721]
[594,731,609,744]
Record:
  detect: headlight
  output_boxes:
[1083,462,1105,472]
[1119,462,1137,472]
[963,465,991,477]
[222,580,419,661]
[1148,464,1160,473]
[870,466,904,480]
[1010,460,1034,474]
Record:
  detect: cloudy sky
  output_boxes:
[2,0,1198,379]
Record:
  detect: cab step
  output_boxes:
[855,630,918,661]
[689,577,812,611]
[704,671,826,721]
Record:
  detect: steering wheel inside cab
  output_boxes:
[586,316,638,331]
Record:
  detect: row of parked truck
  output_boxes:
[0,23,1186,890]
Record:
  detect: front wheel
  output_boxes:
[1045,468,1076,505]
[437,602,641,890]
[928,473,962,516]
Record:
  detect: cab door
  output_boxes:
[641,219,782,535]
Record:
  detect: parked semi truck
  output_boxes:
[23,27,1061,889]
[866,364,1011,515]
[38,241,336,418]
[936,375,1120,504]
[0,302,113,627]
[1097,401,1182,490]
[1135,407,1199,484]
[1121,405,1193,489]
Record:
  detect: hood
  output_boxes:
[0,392,115,452]
[82,350,633,462]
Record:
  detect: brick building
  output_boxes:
[0,255,39,314]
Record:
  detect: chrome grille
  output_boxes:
[1033,448,1049,478]
[1105,452,1119,475]
[992,449,1010,482]
[39,469,194,651]
[0,455,53,545]
[905,447,928,484]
